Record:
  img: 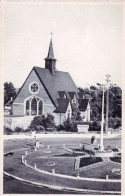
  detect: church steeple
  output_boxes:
[47,38,54,58]
[45,36,57,75]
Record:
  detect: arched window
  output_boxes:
[26,100,29,115]
[31,97,37,115]
[25,96,43,116]
[39,100,43,115]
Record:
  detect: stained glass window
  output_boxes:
[30,83,39,93]
[25,96,43,116]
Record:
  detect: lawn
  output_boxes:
[79,162,121,179]
[26,147,76,175]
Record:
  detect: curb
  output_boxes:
[4,171,121,194]
[4,133,121,140]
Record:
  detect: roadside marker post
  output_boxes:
[52,168,55,174]
[35,164,37,170]
[106,175,109,180]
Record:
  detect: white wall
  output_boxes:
[4,116,34,129]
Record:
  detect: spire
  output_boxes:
[47,38,54,59]
[45,34,57,75]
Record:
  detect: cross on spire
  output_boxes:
[50,32,53,39]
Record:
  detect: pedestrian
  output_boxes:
[93,136,96,144]
[35,139,40,150]
[91,136,94,144]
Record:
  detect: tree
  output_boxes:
[72,102,82,122]
[109,86,122,118]
[4,82,16,105]
[79,85,122,122]
[44,114,55,130]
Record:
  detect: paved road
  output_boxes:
[4,136,121,194]
[4,175,77,194]
[4,176,109,195]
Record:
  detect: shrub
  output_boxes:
[29,114,55,132]
[89,121,101,132]
[24,128,32,133]
[63,117,78,132]
[15,127,24,133]
[56,124,65,131]
[108,117,121,129]
[4,127,13,135]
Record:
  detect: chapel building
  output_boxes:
[11,38,90,128]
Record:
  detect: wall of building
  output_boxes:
[12,103,24,116]
[53,102,72,125]
[65,102,72,119]
[53,113,66,125]
[80,103,90,122]
[44,104,56,116]
[13,69,54,116]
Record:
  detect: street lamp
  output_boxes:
[96,83,106,152]
[100,85,105,151]
[105,74,111,134]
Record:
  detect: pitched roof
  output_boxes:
[54,98,70,113]
[34,66,79,106]
[5,100,13,106]
[78,99,89,111]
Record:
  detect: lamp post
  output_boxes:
[88,83,105,152]
[96,82,107,152]
[105,74,111,134]
[99,85,105,152]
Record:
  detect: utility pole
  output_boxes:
[105,74,111,134]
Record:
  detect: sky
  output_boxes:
[4,3,123,89]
